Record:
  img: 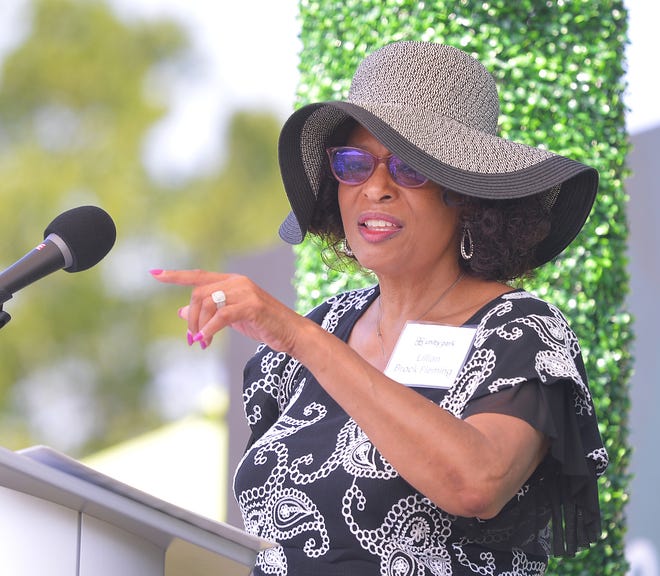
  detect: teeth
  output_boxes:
[364,219,396,228]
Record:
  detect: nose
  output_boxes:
[361,162,397,201]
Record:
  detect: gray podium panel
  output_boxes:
[0,486,79,574]
[0,446,275,576]
[79,514,164,575]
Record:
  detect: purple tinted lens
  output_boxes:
[331,149,374,183]
[388,157,428,187]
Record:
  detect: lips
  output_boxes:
[357,213,402,242]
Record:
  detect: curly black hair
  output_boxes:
[456,195,552,281]
[306,119,552,282]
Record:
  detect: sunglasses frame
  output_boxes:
[326,146,429,188]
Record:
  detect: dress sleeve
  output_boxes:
[460,381,605,556]
[446,293,608,557]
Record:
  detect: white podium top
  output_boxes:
[0,445,274,574]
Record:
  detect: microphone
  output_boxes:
[0,205,116,305]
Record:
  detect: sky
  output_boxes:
[0,0,657,181]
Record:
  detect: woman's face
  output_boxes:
[337,125,461,277]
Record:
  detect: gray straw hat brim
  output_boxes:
[278,42,599,268]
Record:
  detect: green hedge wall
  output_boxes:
[292,1,632,574]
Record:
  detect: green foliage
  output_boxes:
[0,0,289,454]
[295,0,632,573]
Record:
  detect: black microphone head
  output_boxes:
[44,206,116,272]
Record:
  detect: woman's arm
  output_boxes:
[289,314,548,519]
[152,269,548,519]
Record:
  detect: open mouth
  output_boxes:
[361,218,400,230]
[357,214,403,241]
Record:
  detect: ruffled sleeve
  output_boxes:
[447,291,608,557]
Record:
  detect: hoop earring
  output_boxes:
[460,225,474,261]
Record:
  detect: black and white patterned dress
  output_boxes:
[233,287,607,576]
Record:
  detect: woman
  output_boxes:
[151,42,607,575]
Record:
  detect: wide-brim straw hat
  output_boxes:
[278,41,598,268]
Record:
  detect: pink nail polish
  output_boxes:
[149,269,164,276]
[192,332,205,343]
[187,330,194,346]
[199,340,208,350]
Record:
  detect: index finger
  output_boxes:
[149,268,229,287]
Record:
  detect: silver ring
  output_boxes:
[211,290,226,308]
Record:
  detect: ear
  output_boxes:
[442,188,466,208]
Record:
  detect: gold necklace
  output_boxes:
[376,272,465,358]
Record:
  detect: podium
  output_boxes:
[0,445,274,575]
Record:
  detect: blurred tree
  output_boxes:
[156,111,287,264]
[0,0,288,454]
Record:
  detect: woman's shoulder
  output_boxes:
[304,284,379,329]
[465,288,584,368]
[470,288,571,326]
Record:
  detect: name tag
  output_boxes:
[384,322,477,388]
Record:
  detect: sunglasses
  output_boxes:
[326,146,429,188]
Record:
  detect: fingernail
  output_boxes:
[199,340,208,350]
[149,269,164,276]
[187,330,194,346]
[192,331,205,343]
[178,307,185,319]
